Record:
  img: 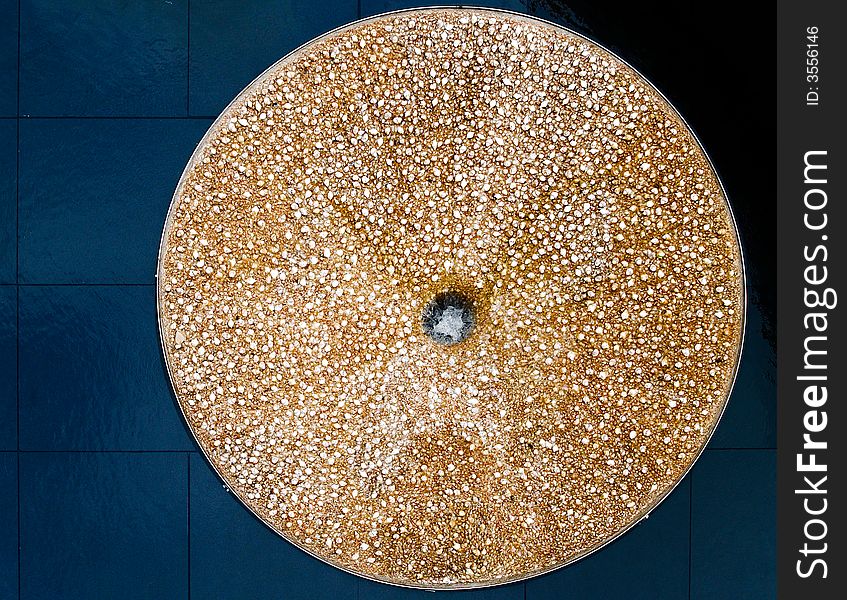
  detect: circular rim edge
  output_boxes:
[155,5,748,590]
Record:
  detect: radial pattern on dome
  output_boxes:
[158,8,745,588]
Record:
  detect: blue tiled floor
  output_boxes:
[1,1,775,599]
[527,479,691,600]
[19,452,188,600]
[189,0,358,117]
[19,119,210,284]
[0,0,15,117]
[691,450,776,599]
[0,120,14,284]
[0,287,14,450]
[360,0,528,18]
[19,285,192,451]
[709,301,776,449]
[190,454,359,600]
[0,453,16,600]
[20,0,188,117]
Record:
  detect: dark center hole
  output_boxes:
[422,291,475,345]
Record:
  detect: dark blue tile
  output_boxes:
[0,0,15,116]
[361,1,530,19]
[0,120,14,284]
[20,0,187,116]
[190,453,358,600]
[691,450,775,599]
[521,1,591,35]
[189,0,359,116]
[526,478,690,600]
[20,452,187,600]
[19,285,192,451]
[19,119,210,284]
[710,299,776,449]
[0,453,16,600]
[0,288,14,451]
[358,579,523,599]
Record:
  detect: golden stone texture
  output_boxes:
[158,8,744,588]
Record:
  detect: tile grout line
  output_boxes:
[8,116,217,120]
[688,475,693,600]
[15,0,20,280]
[17,283,155,287]
[16,0,22,597]
[186,0,191,117]
[187,452,191,600]
[15,185,19,600]
[16,286,20,600]
[18,449,200,453]
[16,450,20,600]
[704,447,775,451]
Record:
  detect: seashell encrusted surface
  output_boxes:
[158,8,744,588]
